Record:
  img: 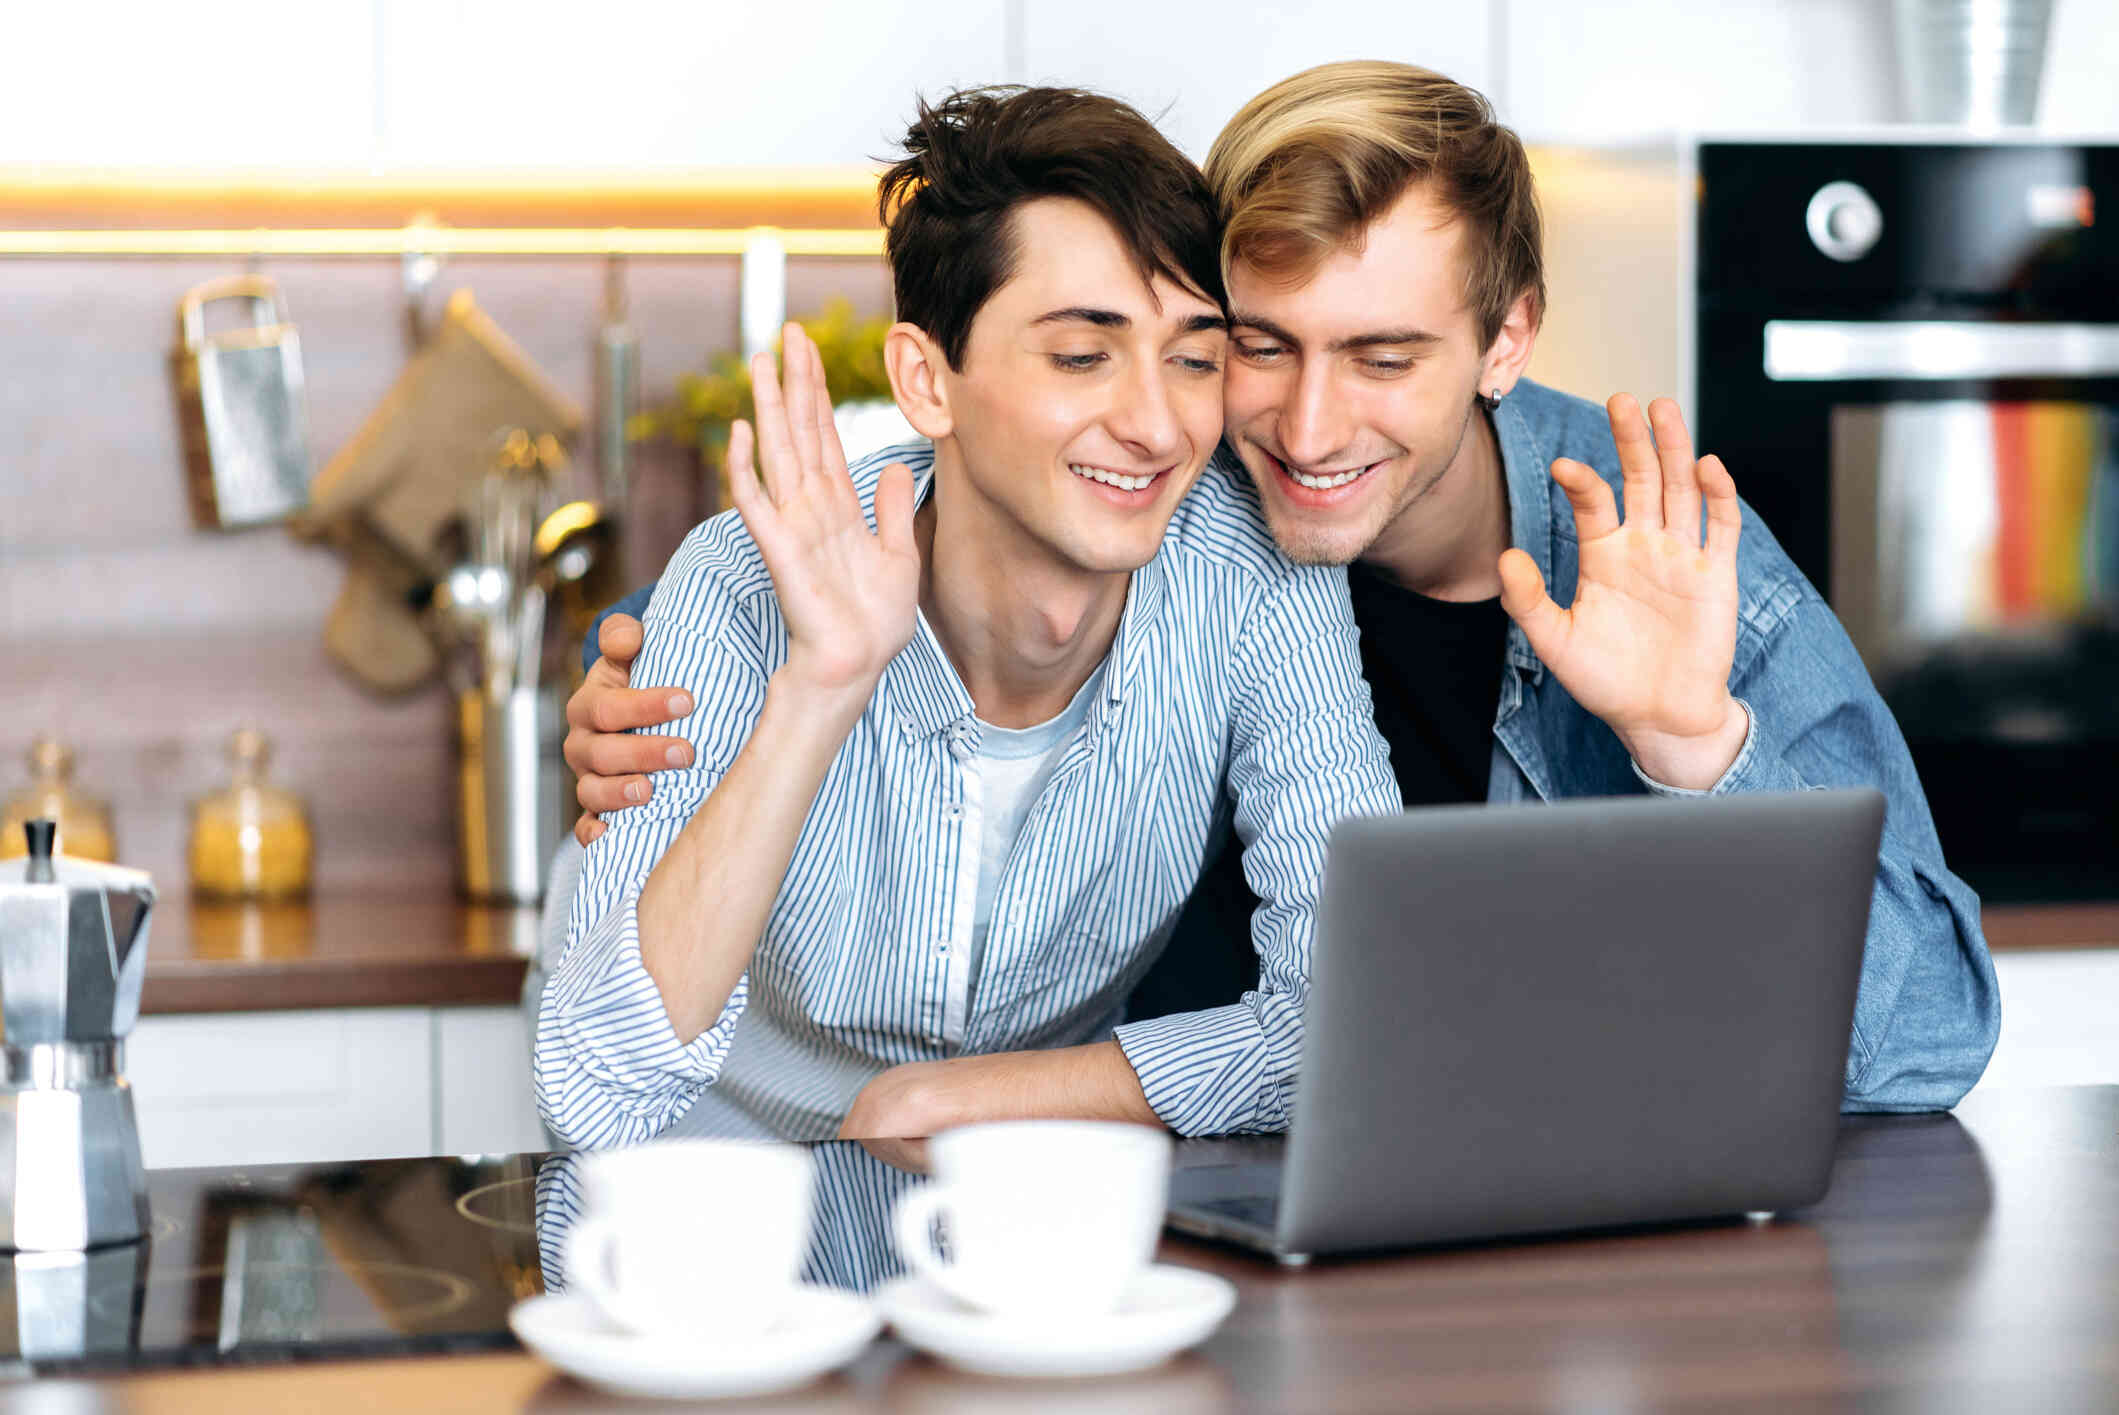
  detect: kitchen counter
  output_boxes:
[17,1087,2119,1410]
[133,894,2115,1018]
[1978,900,2119,952]
[140,892,534,1015]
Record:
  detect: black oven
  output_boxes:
[1695,140,2118,902]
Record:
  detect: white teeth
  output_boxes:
[1286,463,1370,490]
[1070,464,1155,492]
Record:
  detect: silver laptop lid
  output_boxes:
[1278,789,1884,1256]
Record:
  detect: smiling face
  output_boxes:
[923,197,1229,578]
[1223,182,1515,568]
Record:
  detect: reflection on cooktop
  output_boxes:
[0,1142,934,1376]
[0,1155,548,1375]
[454,1175,539,1235]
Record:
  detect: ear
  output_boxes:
[1476,289,1541,402]
[884,322,954,440]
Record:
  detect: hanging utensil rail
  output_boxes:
[0,226,882,257]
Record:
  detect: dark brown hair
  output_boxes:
[878,86,1226,370]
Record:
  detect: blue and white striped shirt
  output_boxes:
[534,443,1400,1146]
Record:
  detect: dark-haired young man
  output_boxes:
[533,88,1401,1149]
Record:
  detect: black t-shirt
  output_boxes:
[1124,570,1509,1019]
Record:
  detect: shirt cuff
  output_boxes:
[538,887,747,1140]
[1112,1004,1288,1137]
[1630,698,1761,798]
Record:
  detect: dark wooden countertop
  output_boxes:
[46,1086,2119,1411]
[133,894,2117,1017]
[1979,900,2119,952]
[140,892,534,1015]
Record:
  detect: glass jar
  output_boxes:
[188,728,313,900]
[0,736,117,862]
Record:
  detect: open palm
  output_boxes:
[727,324,920,695]
[1497,395,1741,744]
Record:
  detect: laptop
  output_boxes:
[1165,789,1885,1265]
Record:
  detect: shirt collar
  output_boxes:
[876,457,1166,739]
[1493,393,1554,684]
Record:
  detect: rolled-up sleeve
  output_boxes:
[534,586,772,1148]
[1114,567,1400,1135]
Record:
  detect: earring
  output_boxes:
[1478,387,1504,411]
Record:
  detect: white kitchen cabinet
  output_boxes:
[433,1005,552,1157]
[1972,950,2119,1095]
[127,1003,549,1170]
[1018,0,1494,160]
[127,1008,437,1170]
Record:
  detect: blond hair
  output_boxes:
[1205,61,1545,348]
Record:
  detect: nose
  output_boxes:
[1277,360,1350,469]
[1103,354,1186,464]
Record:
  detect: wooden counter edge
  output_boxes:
[141,954,528,1014]
[1982,901,2119,953]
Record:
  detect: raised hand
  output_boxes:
[1495,394,1747,790]
[729,323,920,697]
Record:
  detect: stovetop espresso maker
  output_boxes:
[0,820,154,1251]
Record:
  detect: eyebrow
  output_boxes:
[1230,311,1441,353]
[1031,307,1230,335]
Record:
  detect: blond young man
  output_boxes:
[566,65,1998,1118]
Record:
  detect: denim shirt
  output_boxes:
[1489,381,2000,1111]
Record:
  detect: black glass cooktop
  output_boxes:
[0,1141,943,1377]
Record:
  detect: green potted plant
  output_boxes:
[636,299,897,506]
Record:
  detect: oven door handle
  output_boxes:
[1763,321,2119,381]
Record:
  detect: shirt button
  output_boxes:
[898,715,916,739]
[943,804,963,822]
[936,941,950,956]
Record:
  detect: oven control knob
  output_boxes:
[1805,181,1883,263]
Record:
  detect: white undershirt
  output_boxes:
[966,661,1106,997]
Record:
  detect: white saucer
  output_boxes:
[874,1264,1237,1379]
[509,1284,881,1401]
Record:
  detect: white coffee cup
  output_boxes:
[564,1139,814,1340]
[891,1120,1171,1317]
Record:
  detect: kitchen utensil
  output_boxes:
[874,1265,1236,1379]
[890,1122,1170,1318]
[563,1141,814,1341]
[510,1289,879,1402]
[456,687,564,904]
[532,500,611,594]
[0,820,155,1251]
[172,274,314,529]
[1893,0,2053,127]
[593,257,637,585]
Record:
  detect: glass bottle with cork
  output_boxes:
[1,736,117,862]
[189,728,313,900]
